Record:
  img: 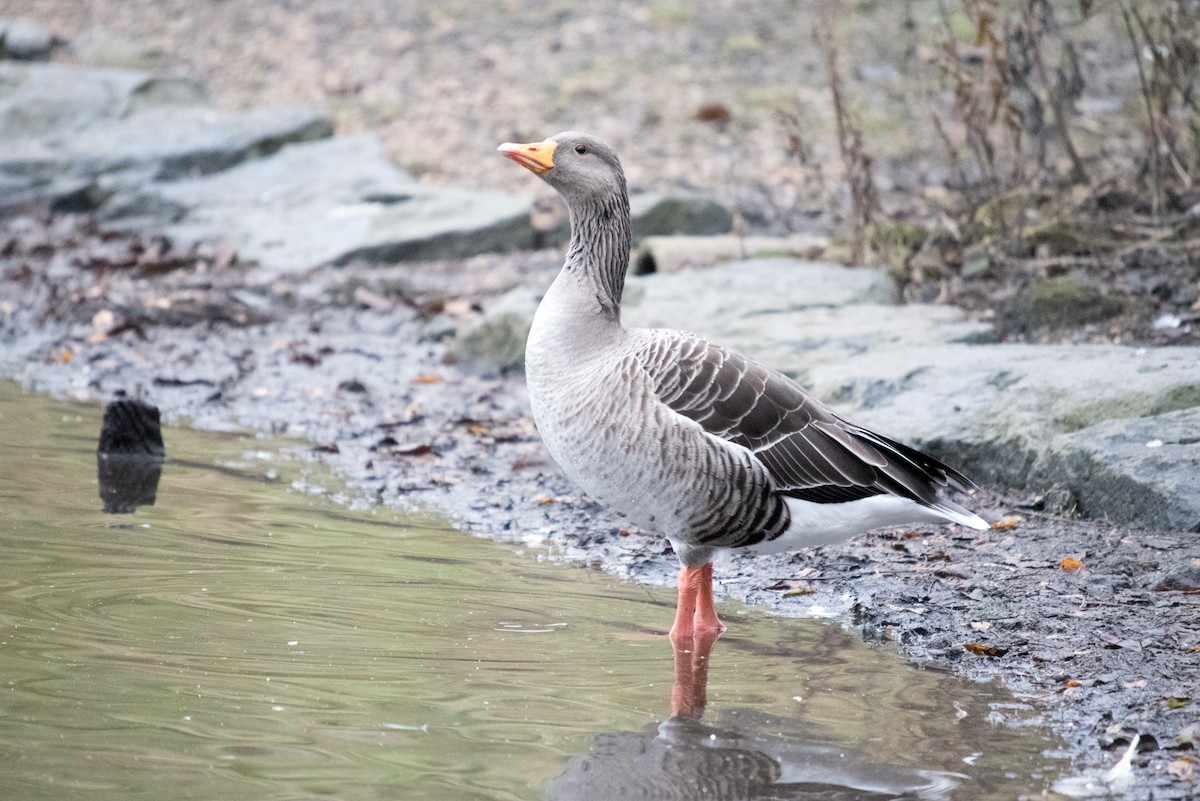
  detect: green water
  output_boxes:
[0,382,1066,800]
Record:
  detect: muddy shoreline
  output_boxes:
[2,214,1197,799]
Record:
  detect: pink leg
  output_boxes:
[692,563,726,634]
[669,564,726,648]
[669,566,699,645]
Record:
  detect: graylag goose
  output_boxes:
[498,132,987,644]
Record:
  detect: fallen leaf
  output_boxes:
[466,424,490,436]
[1168,758,1196,781]
[1065,679,1081,687]
[538,497,553,505]
[783,588,815,597]
[991,517,1020,531]
[58,346,73,363]
[1167,697,1191,710]
[1061,557,1085,572]
[442,298,474,316]
[969,621,992,631]
[693,102,731,123]
[413,374,443,384]
[961,643,1008,657]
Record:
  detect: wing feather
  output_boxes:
[635,331,976,507]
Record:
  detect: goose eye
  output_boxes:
[574,143,588,155]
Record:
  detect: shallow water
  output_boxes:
[0,382,1067,800]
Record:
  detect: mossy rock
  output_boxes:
[999,276,1127,335]
[1022,218,1098,256]
[1056,385,1200,433]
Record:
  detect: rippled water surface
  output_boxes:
[0,382,1067,800]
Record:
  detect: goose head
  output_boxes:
[498,131,626,207]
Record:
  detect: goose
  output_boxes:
[497,132,987,645]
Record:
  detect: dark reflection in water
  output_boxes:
[96,398,164,514]
[546,633,961,801]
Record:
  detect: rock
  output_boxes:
[804,342,1200,529]
[0,63,331,213]
[0,18,54,61]
[621,259,992,380]
[540,191,735,247]
[0,63,149,140]
[633,234,829,274]
[102,135,535,271]
[455,286,546,376]
[71,27,167,70]
[629,192,734,241]
[624,258,900,320]
[999,275,1129,335]
[1038,407,1200,532]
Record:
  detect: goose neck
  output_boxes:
[563,192,631,320]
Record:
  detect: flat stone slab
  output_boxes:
[0,63,333,212]
[805,343,1200,530]
[622,259,990,379]
[101,135,536,272]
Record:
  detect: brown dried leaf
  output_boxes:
[783,588,816,597]
[1061,557,1085,572]
[413,374,443,384]
[961,643,1008,657]
[991,517,1020,531]
[1167,758,1196,781]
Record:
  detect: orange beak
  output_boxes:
[497,139,557,174]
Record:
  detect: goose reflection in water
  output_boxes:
[545,632,962,801]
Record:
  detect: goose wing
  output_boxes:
[634,331,976,507]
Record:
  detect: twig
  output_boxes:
[1021,0,1087,183]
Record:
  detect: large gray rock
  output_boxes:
[101,135,535,271]
[629,192,733,240]
[804,343,1200,529]
[0,63,331,212]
